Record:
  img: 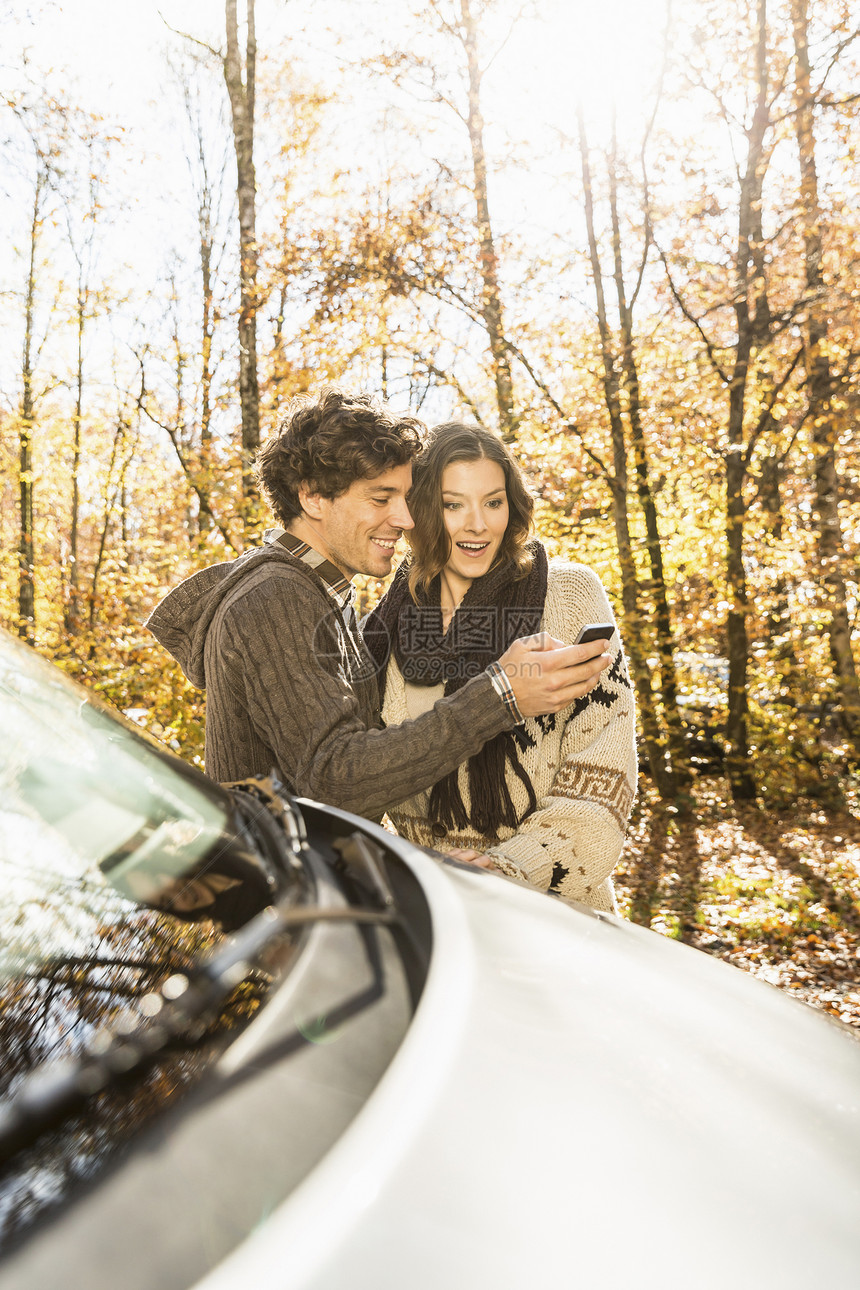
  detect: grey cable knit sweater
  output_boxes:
[146,544,515,820]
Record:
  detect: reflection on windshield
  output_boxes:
[0,886,266,1242]
[0,634,269,1242]
[0,631,237,1065]
[1,635,227,978]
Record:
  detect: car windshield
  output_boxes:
[1,635,250,1097]
[0,633,286,1238]
[1,635,227,975]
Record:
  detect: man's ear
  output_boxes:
[297,483,326,521]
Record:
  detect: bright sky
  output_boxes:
[10,0,671,176]
[2,0,675,413]
[4,0,675,285]
[15,1,225,121]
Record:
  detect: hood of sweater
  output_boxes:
[146,544,321,690]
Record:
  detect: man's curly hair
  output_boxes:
[254,388,425,526]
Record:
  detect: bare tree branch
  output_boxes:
[505,339,613,481]
[159,13,222,60]
[656,245,732,385]
[131,351,238,554]
[742,346,804,469]
[814,24,860,98]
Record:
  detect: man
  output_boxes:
[147,389,611,822]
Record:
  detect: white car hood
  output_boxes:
[198,833,860,1290]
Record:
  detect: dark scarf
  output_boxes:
[364,540,548,838]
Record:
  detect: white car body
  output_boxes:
[196,809,860,1290]
[2,630,859,1290]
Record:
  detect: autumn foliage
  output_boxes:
[2,0,858,1021]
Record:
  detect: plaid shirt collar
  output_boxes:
[264,527,519,719]
[264,527,355,613]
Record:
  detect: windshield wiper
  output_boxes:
[0,791,399,1165]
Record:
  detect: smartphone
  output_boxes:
[574,622,615,645]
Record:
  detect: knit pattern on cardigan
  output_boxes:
[381,561,638,911]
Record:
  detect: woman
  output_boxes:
[363,422,637,911]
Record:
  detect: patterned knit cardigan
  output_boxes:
[381,561,638,911]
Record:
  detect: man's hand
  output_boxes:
[498,632,611,717]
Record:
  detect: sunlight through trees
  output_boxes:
[1,0,859,816]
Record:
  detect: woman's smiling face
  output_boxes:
[440,456,510,596]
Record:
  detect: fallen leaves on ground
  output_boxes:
[614,780,860,1032]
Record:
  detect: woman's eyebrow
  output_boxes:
[442,487,506,498]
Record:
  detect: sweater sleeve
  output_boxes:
[215,571,515,820]
[486,571,637,903]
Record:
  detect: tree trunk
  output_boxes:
[66,283,85,634]
[18,417,35,643]
[758,448,798,704]
[723,0,769,802]
[89,414,129,628]
[460,0,517,441]
[224,0,260,530]
[199,195,214,453]
[18,175,42,643]
[607,123,690,791]
[578,106,675,799]
[725,397,754,799]
[381,342,389,400]
[198,211,214,535]
[791,0,860,757]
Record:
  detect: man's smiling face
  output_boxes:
[305,463,415,580]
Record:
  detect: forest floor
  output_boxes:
[614,777,860,1033]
